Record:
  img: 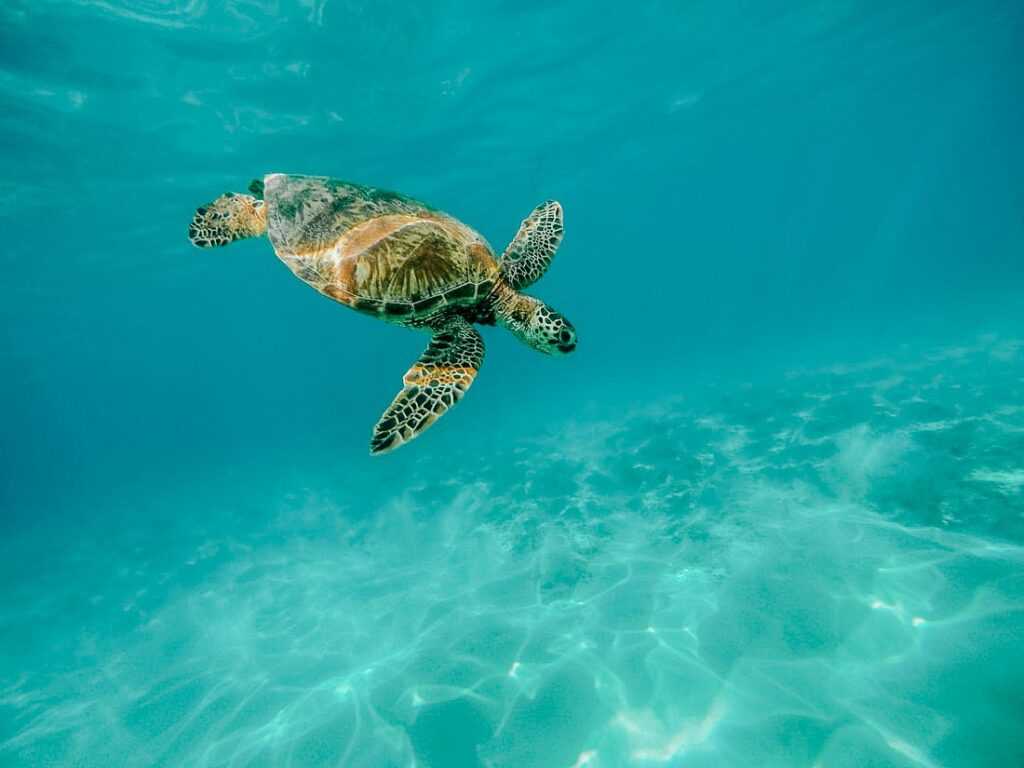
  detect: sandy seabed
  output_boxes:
[3,336,1023,768]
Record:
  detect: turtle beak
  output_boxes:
[556,327,577,354]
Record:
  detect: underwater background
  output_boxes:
[2,1,1024,766]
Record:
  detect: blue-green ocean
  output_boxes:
[2,2,1023,766]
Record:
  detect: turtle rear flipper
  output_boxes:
[188,192,266,248]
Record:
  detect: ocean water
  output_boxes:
[2,1,1023,766]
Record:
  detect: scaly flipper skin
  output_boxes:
[499,200,563,289]
[188,193,266,248]
[370,316,485,454]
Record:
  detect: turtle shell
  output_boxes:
[264,174,499,320]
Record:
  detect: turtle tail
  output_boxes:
[188,192,266,248]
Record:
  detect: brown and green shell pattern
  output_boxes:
[264,174,499,323]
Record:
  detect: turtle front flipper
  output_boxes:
[188,192,266,248]
[370,316,485,455]
[499,200,563,289]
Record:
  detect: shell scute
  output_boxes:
[265,174,498,316]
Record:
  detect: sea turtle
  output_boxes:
[188,173,576,454]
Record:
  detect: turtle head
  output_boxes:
[495,288,577,355]
[530,303,577,355]
[188,192,266,248]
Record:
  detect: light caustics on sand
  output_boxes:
[2,336,1023,767]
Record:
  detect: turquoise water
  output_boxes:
[2,2,1024,766]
